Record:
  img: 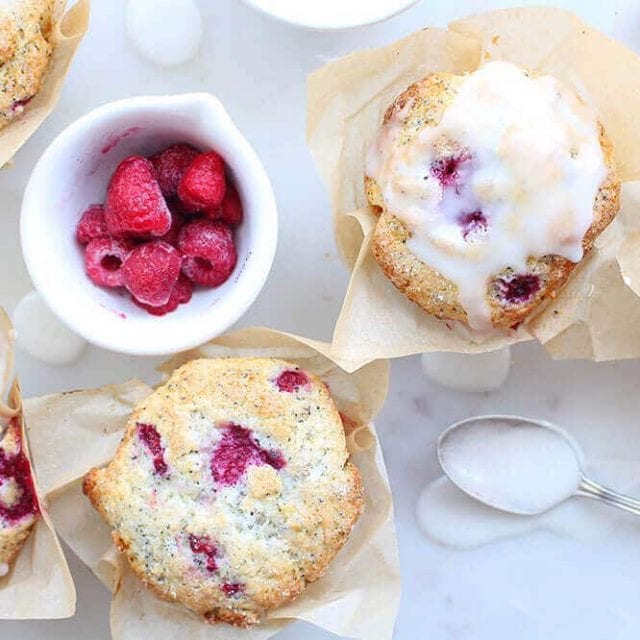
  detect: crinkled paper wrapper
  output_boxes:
[24,328,400,639]
[307,7,640,371]
[0,0,89,167]
[0,309,75,619]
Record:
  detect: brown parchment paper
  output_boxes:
[307,7,640,372]
[0,309,75,619]
[24,328,400,640]
[0,0,89,167]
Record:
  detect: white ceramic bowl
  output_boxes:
[242,0,418,30]
[21,93,277,356]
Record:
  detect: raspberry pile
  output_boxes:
[77,144,242,316]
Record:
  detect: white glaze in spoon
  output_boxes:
[438,415,640,516]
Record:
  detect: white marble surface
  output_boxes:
[2,0,640,638]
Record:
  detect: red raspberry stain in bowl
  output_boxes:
[275,370,310,393]
[0,427,39,523]
[189,534,219,572]
[497,273,541,305]
[136,422,168,476]
[211,424,286,486]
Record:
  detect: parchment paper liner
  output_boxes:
[0,309,75,619]
[0,0,89,168]
[307,7,640,371]
[24,328,400,639]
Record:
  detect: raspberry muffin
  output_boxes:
[0,416,40,576]
[84,358,364,627]
[0,0,55,129]
[365,61,620,330]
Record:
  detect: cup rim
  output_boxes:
[20,93,278,356]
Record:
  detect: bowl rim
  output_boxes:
[20,92,278,356]
[241,0,418,30]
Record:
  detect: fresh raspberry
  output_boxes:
[122,241,182,306]
[459,211,488,242]
[76,204,109,244]
[495,273,541,305]
[189,535,218,573]
[178,220,237,287]
[104,156,171,238]
[158,200,186,246]
[211,423,286,486]
[178,151,226,210]
[218,183,243,226]
[150,144,199,198]
[84,237,133,288]
[275,370,310,393]
[132,274,193,316]
[137,422,168,476]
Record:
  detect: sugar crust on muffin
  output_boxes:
[84,357,364,627]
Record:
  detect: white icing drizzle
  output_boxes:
[367,61,607,329]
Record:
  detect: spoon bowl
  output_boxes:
[438,415,640,517]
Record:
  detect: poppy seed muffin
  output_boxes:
[365,61,620,330]
[0,0,56,129]
[83,357,364,627]
[0,417,40,576]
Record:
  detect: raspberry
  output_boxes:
[137,422,168,476]
[495,273,541,305]
[459,211,488,242]
[218,183,243,226]
[178,220,237,287]
[431,151,471,188]
[178,151,226,210]
[211,423,286,486]
[132,274,192,316]
[0,423,39,523]
[76,204,109,244]
[275,370,310,393]
[222,583,244,597]
[122,241,182,306]
[104,156,171,238]
[189,535,218,573]
[84,237,133,288]
[150,144,199,198]
[158,200,186,246]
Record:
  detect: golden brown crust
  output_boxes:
[366,71,621,329]
[84,358,364,627]
[0,0,55,129]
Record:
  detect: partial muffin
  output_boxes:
[84,357,364,627]
[0,0,56,129]
[365,61,621,330]
[0,416,40,577]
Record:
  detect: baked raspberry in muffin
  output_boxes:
[0,416,40,575]
[83,358,363,627]
[365,61,621,330]
[0,0,56,130]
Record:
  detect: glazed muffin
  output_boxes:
[365,61,620,330]
[84,357,364,627]
[0,416,40,577]
[0,0,56,129]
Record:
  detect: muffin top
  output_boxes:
[83,357,364,627]
[0,0,56,128]
[365,61,620,330]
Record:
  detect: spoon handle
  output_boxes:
[577,477,640,516]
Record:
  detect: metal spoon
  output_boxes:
[437,414,640,516]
